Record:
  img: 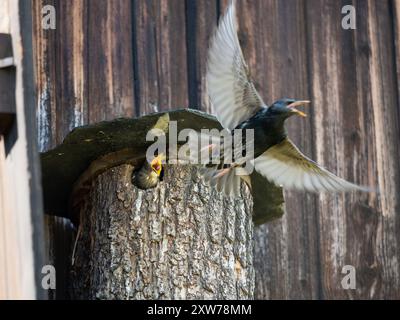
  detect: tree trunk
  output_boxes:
[70,163,254,299]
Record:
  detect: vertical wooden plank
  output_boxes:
[87,0,135,122]
[133,0,188,115]
[0,136,17,299]
[222,0,400,299]
[393,0,400,102]
[306,0,400,298]
[185,0,219,111]
[273,0,322,300]
[0,0,17,300]
[18,0,46,299]
[55,0,88,136]
[33,0,82,299]
[33,0,138,298]
[0,135,20,299]
[33,0,66,152]
[34,0,135,140]
[0,0,45,299]
[230,0,290,299]
[306,0,358,299]
[33,0,58,151]
[362,0,400,298]
[219,0,320,299]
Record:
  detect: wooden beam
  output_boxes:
[0,0,45,299]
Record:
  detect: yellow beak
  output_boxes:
[150,153,165,176]
[288,100,310,118]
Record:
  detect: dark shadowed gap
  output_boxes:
[185,0,199,109]
[3,118,17,155]
[85,0,91,122]
[216,0,222,21]
[303,0,324,300]
[54,0,62,141]
[131,0,141,117]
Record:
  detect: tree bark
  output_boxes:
[70,163,254,299]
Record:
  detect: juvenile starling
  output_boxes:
[133,154,164,190]
[201,0,370,196]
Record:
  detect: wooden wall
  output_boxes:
[33,0,400,299]
[1,0,45,299]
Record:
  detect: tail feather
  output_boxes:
[200,166,242,198]
[186,130,249,198]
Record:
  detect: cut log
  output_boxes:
[70,163,254,299]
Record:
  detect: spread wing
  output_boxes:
[253,138,371,192]
[206,0,265,130]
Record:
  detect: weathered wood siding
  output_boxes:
[0,0,45,299]
[33,0,400,299]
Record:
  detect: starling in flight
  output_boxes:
[200,0,370,196]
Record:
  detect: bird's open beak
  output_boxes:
[288,100,310,117]
[150,154,165,176]
[151,161,162,176]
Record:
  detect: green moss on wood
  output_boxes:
[41,109,284,225]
